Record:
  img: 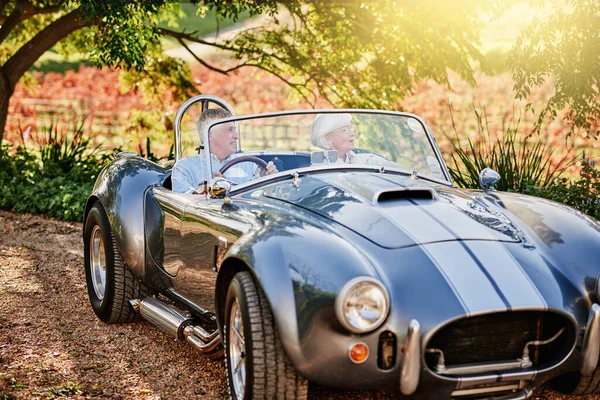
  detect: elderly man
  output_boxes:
[172,108,277,193]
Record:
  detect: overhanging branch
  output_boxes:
[0,0,67,45]
[176,37,247,75]
[3,7,87,89]
[0,0,25,44]
[159,27,238,53]
[163,28,318,106]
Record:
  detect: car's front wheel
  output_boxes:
[553,369,600,395]
[83,202,151,323]
[224,271,308,400]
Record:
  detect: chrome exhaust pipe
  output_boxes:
[130,297,222,354]
[131,297,191,339]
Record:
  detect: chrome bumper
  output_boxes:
[581,303,600,376]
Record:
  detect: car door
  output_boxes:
[172,196,255,313]
[145,187,191,279]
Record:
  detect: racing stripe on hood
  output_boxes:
[463,241,547,309]
[410,201,547,310]
[376,195,513,242]
[422,242,509,314]
[375,201,508,314]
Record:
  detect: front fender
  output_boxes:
[481,190,600,302]
[84,155,168,279]
[221,216,379,375]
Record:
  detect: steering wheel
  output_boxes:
[219,155,268,174]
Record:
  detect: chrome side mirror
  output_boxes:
[479,168,500,190]
[208,178,232,203]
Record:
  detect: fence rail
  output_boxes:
[7,98,130,141]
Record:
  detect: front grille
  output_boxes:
[425,311,574,374]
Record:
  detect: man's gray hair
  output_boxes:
[196,108,233,141]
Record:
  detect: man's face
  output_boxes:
[209,121,239,161]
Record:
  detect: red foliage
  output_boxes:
[6,64,316,144]
[7,65,597,169]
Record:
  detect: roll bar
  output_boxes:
[173,94,236,162]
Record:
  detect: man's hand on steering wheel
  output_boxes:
[260,160,278,176]
[218,155,278,180]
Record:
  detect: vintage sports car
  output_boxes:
[84,95,600,399]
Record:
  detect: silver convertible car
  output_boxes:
[84,95,600,399]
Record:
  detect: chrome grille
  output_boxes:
[425,311,574,374]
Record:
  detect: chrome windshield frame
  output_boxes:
[202,109,453,190]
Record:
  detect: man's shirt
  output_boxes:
[172,152,257,193]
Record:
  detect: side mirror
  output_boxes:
[208,178,232,203]
[479,168,500,190]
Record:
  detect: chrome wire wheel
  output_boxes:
[229,299,246,398]
[89,225,106,300]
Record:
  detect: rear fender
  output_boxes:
[85,155,168,279]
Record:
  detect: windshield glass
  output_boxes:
[203,111,447,185]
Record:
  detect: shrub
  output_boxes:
[0,120,174,221]
[521,159,600,220]
[1,121,107,221]
[446,106,576,191]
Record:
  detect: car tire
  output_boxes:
[224,271,308,400]
[84,202,152,323]
[553,369,600,395]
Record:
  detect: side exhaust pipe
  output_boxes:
[130,297,222,355]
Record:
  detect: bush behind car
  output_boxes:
[0,114,598,222]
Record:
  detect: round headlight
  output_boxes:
[335,277,390,334]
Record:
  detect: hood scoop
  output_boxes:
[375,187,436,204]
[264,174,523,249]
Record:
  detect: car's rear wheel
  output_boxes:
[224,271,308,400]
[84,202,151,323]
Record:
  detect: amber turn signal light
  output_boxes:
[349,342,369,364]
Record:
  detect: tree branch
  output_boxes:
[159,27,238,53]
[2,7,88,89]
[160,26,322,106]
[0,0,67,45]
[174,34,316,106]
[251,63,317,107]
[0,0,25,44]
[175,38,247,75]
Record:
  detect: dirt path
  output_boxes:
[0,210,586,399]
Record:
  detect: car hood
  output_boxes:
[264,172,526,249]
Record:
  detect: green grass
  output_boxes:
[31,50,89,74]
[164,3,251,34]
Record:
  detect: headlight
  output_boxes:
[335,277,390,334]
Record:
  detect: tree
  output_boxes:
[508,0,600,135]
[0,0,495,141]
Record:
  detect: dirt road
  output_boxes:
[0,211,586,399]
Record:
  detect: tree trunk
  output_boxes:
[0,8,87,141]
[0,72,12,143]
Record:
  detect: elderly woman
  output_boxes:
[311,113,388,165]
